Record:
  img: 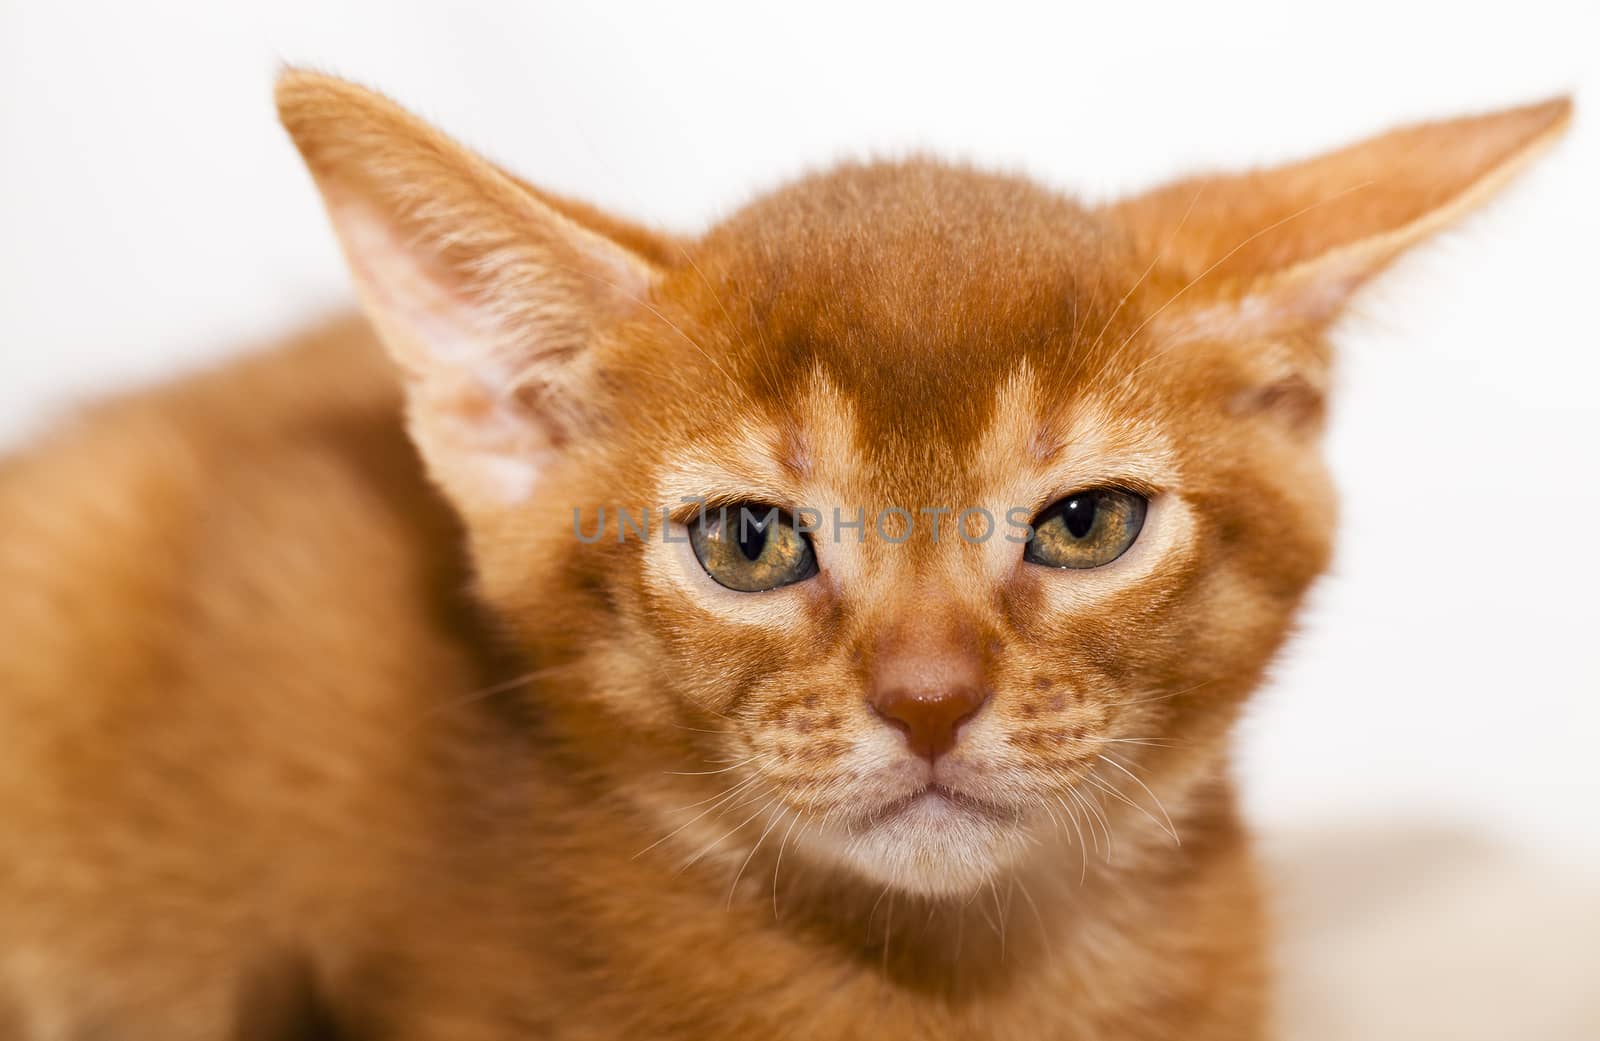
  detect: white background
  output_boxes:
[4,2,1597,867]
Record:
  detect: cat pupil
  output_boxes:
[737,514,768,561]
[1064,496,1096,539]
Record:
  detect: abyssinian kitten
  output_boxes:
[0,71,1570,1039]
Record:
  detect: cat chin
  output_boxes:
[808,795,1034,898]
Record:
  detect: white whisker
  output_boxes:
[727,804,785,909]
[675,794,779,875]
[770,810,803,919]
[665,758,755,776]
[632,775,761,860]
[1082,770,1180,845]
[1097,753,1180,846]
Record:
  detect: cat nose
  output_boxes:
[868,624,991,761]
[870,683,990,762]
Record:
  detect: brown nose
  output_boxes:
[868,623,991,761]
[870,684,989,761]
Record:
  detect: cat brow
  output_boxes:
[655,458,798,509]
[978,381,1180,504]
[1043,429,1177,483]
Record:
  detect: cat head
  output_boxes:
[279,72,1568,897]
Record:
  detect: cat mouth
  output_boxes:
[861,784,1011,828]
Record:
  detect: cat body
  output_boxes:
[0,75,1569,1039]
[0,320,1263,1040]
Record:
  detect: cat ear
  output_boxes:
[275,69,668,509]
[1106,97,1572,342]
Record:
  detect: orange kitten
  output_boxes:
[0,72,1569,1039]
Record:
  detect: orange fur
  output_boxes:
[0,73,1570,1039]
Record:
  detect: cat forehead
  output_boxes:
[655,160,1147,451]
[652,361,1176,510]
[697,159,1120,334]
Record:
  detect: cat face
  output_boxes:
[278,73,1568,896]
[522,164,1332,894]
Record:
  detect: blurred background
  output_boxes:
[3,1,1597,1032]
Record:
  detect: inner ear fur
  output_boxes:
[1106,96,1572,338]
[276,69,677,508]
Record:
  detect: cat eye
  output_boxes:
[688,504,819,592]
[1024,488,1148,569]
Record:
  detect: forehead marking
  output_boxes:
[791,369,858,491]
[655,418,795,507]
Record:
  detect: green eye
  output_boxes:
[1024,489,1148,569]
[688,504,818,592]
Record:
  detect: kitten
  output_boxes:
[0,71,1568,1040]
